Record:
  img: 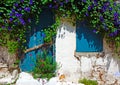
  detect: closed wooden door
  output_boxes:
[20,8,55,71]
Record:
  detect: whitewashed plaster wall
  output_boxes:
[55,20,81,83]
[75,40,120,84]
[55,20,120,84]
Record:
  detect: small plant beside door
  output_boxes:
[32,50,56,80]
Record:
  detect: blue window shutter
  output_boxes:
[76,21,103,52]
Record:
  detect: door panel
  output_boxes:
[20,9,55,71]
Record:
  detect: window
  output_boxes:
[76,21,103,52]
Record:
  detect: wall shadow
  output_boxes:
[57,22,75,39]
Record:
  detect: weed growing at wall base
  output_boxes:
[32,51,56,80]
[79,78,98,85]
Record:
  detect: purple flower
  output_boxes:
[14,22,18,25]
[10,13,13,16]
[88,6,91,11]
[82,0,86,3]
[109,7,112,11]
[114,21,118,26]
[109,31,118,37]
[15,13,18,17]
[105,2,110,6]
[15,13,22,17]
[114,12,119,20]
[114,2,117,6]
[114,17,118,20]
[94,0,97,3]
[93,0,98,6]
[19,18,25,25]
[102,5,107,12]
[42,33,46,38]
[65,0,69,3]
[8,27,11,31]
[114,12,119,17]
[93,29,97,33]
[29,0,33,5]
[12,9,15,13]
[20,0,24,3]
[114,30,118,35]
[28,18,31,23]
[2,26,5,29]
[19,14,22,17]
[54,5,58,9]
[109,33,114,37]
[18,7,22,11]
[24,7,30,12]
[100,16,104,22]
[17,38,20,42]
[49,4,52,8]
[9,18,13,22]
[60,2,63,6]
[92,4,94,8]
[118,21,120,25]
[85,12,89,16]
[14,3,18,7]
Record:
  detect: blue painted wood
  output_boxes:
[20,9,55,71]
[76,21,103,52]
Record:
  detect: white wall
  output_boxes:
[55,20,120,84]
[56,21,81,83]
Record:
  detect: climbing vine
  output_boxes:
[0,0,120,54]
[42,17,60,43]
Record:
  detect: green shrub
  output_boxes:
[7,41,19,54]
[79,78,98,85]
[32,51,56,80]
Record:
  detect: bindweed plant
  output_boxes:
[0,0,120,54]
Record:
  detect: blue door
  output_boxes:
[76,21,103,52]
[20,8,55,71]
